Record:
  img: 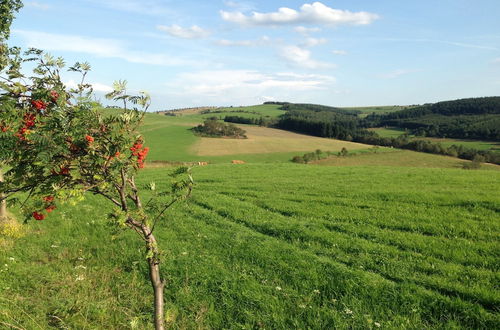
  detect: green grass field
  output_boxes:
[315,149,500,170]
[1,165,499,328]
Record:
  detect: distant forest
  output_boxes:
[270,97,500,164]
[365,97,500,140]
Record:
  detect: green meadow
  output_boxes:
[1,165,499,328]
[1,104,499,329]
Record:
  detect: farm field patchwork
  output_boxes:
[1,165,499,328]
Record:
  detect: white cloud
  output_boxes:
[166,70,335,104]
[14,30,192,66]
[64,80,113,93]
[492,58,500,64]
[294,26,321,35]
[279,45,334,69]
[300,37,327,48]
[156,25,210,39]
[221,2,379,27]
[216,36,271,47]
[379,69,418,79]
[332,50,348,55]
[25,1,50,10]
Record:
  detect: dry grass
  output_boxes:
[190,126,370,156]
[314,149,500,170]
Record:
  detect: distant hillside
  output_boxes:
[367,97,500,140]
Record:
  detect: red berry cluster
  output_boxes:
[32,211,45,221]
[31,99,47,111]
[32,195,57,221]
[130,141,149,168]
[85,135,94,143]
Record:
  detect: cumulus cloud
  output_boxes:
[221,2,379,27]
[14,30,193,66]
[300,37,327,48]
[332,50,348,55]
[294,26,321,35]
[216,36,271,47]
[279,45,334,69]
[156,24,210,39]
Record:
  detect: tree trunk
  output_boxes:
[0,169,7,221]
[149,254,165,330]
[130,218,165,330]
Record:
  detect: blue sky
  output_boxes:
[8,0,500,110]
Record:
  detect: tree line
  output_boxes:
[364,97,500,140]
[273,101,500,165]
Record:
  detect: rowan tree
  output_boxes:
[0,47,192,329]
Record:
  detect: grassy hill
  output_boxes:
[1,165,499,328]
[138,106,374,163]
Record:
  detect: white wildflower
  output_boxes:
[75,265,87,270]
[374,322,381,327]
[344,308,353,315]
[75,275,85,281]
[275,286,282,291]
[8,257,14,261]
[313,289,320,294]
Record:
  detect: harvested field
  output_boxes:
[190,126,369,156]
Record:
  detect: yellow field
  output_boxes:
[190,126,370,156]
[314,149,500,170]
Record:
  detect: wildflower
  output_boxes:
[43,196,54,203]
[374,322,381,327]
[275,286,282,291]
[85,135,94,143]
[344,308,353,315]
[313,289,320,294]
[75,275,85,281]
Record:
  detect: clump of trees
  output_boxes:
[224,115,275,127]
[292,149,334,164]
[193,119,247,138]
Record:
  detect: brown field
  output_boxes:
[314,149,500,170]
[190,126,370,156]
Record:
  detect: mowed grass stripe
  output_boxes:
[181,199,498,327]
[189,192,498,311]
